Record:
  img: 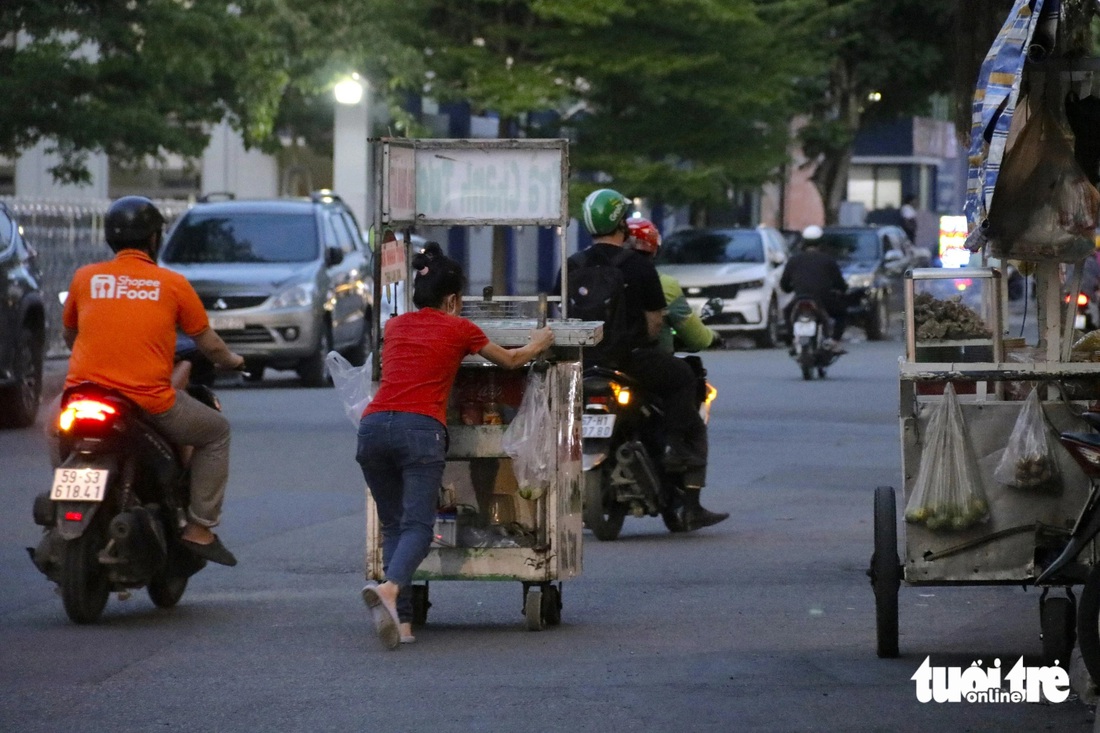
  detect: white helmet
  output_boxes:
[802,224,823,241]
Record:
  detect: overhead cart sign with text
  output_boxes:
[380,139,567,227]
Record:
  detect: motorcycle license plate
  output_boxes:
[582,413,615,438]
[1076,313,1087,330]
[50,468,109,502]
[793,320,817,337]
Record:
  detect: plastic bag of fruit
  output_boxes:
[905,383,991,531]
[993,388,1063,494]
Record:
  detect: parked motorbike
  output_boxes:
[787,296,841,380]
[1034,411,1100,678]
[580,356,716,541]
[28,340,228,624]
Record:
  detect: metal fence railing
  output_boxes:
[2,198,188,357]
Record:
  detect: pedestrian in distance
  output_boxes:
[358,241,554,649]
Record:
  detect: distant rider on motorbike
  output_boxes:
[58,196,245,566]
[627,217,721,354]
[779,225,849,354]
[559,190,727,530]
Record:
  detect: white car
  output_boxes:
[656,226,791,347]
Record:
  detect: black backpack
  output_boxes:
[567,246,633,364]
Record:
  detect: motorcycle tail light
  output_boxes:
[1079,293,1090,307]
[64,511,84,522]
[587,396,609,405]
[59,399,117,432]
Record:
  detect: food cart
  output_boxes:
[872,263,1100,663]
[870,0,1100,669]
[362,138,601,630]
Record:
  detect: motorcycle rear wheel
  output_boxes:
[1076,564,1100,683]
[60,525,110,624]
[583,470,625,541]
[147,573,189,608]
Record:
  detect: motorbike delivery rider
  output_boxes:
[557,189,728,531]
[54,196,245,566]
[626,217,721,353]
[779,224,849,355]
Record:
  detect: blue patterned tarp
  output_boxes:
[964,0,1044,234]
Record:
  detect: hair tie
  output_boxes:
[417,266,429,275]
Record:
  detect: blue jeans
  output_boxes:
[356,411,446,623]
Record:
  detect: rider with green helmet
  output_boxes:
[562,188,728,531]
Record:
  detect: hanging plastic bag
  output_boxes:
[904,384,990,532]
[325,350,375,427]
[993,388,1063,494]
[501,368,554,501]
[986,102,1100,263]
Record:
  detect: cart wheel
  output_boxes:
[542,583,562,626]
[1040,594,1076,667]
[870,486,901,658]
[801,365,813,380]
[1078,564,1100,683]
[817,367,827,378]
[411,583,430,627]
[525,588,546,631]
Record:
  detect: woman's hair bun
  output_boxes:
[411,241,444,270]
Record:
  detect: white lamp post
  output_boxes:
[333,73,370,227]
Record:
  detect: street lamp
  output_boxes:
[333,73,370,227]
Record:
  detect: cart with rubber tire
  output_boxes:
[362,137,597,631]
[872,265,1100,669]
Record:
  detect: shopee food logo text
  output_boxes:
[90,274,161,301]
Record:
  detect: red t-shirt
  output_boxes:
[366,308,490,425]
[63,250,209,414]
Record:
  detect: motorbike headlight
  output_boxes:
[738,279,765,290]
[270,282,316,309]
[846,273,874,289]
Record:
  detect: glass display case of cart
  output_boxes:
[904,268,1004,395]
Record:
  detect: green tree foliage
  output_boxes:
[0,1,299,183]
[785,0,955,222]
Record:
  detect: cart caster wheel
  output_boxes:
[411,583,430,627]
[870,486,900,658]
[525,588,546,631]
[542,584,561,626]
[1040,593,1076,667]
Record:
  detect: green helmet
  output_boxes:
[582,188,630,236]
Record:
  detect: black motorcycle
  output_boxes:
[1034,411,1100,678]
[580,357,715,541]
[28,342,226,624]
[787,296,840,380]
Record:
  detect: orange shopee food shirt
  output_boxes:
[63,250,209,414]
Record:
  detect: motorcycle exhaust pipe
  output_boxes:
[108,507,167,573]
[614,441,663,507]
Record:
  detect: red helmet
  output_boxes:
[627,217,661,255]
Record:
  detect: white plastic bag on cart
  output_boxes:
[325,351,375,427]
[502,368,553,501]
[993,387,1063,493]
[904,383,990,531]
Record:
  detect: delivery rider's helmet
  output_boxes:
[582,189,631,236]
[105,196,166,253]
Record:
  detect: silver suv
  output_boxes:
[160,192,373,386]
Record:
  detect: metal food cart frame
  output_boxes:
[362,137,601,630]
[872,264,1100,662]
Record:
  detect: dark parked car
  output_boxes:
[0,203,46,427]
[159,191,374,386]
[813,225,915,341]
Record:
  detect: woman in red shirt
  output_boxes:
[359,242,554,648]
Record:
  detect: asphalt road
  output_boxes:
[1,328,1095,732]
